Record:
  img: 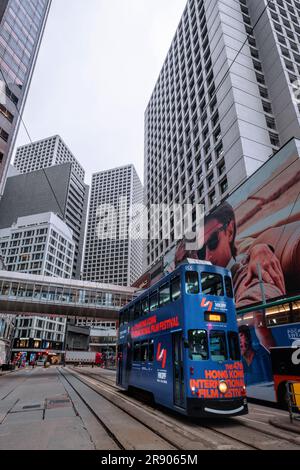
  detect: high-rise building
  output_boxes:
[12,315,67,364]
[0,211,74,364]
[0,212,75,277]
[14,135,84,181]
[0,0,52,196]
[9,136,89,278]
[83,164,143,286]
[0,313,15,366]
[144,0,300,269]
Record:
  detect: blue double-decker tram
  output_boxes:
[117,262,248,417]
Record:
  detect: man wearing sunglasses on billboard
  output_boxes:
[174,202,285,350]
[198,202,285,303]
[201,202,286,352]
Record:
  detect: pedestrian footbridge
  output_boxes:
[0,271,136,319]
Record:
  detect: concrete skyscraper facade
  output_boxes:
[83,165,143,286]
[10,136,89,279]
[0,0,51,196]
[14,134,84,180]
[0,212,75,278]
[144,0,300,269]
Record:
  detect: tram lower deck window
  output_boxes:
[133,342,141,361]
[188,330,208,360]
[149,339,154,361]
[209,331,227,361]
[141,341,148,361]
[133,340,154,362]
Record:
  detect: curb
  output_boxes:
[269,417,300,435]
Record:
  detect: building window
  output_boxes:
[220,178,228,195]
[0,128,9,142]
[266,116,276,130]
[269,133,280,147]
[209,190,216,206]
[216,143,224,159]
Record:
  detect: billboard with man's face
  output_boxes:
[170,138,300,309]
[159,138,300,397]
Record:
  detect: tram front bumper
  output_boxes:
[186,397,248,417]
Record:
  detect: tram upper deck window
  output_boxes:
[150,291,158,311]
[121,309,128,325]
[171,276,181,301]
[159,283,170,306]
[141,297,149,315]
[209,331,227,361]
[228,331,241,360]
[188,330,208,360]
[186,271,199,294]
[129,306,135,322]
[201,272,224,296]
[225,276,233,298]
[134,302,141,320]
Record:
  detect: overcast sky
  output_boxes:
[14,0,187,186]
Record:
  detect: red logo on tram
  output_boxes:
[156,343,167,369]
[201,298,213,311]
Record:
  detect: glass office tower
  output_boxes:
[0,0,51,196]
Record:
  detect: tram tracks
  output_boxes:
[58,368,126,450]
[58,367,181,450]
[70,367,300,450]
[62,367,257,450]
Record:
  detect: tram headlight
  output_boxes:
[218,381,228,394]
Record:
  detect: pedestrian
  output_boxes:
[102,352,107,368]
